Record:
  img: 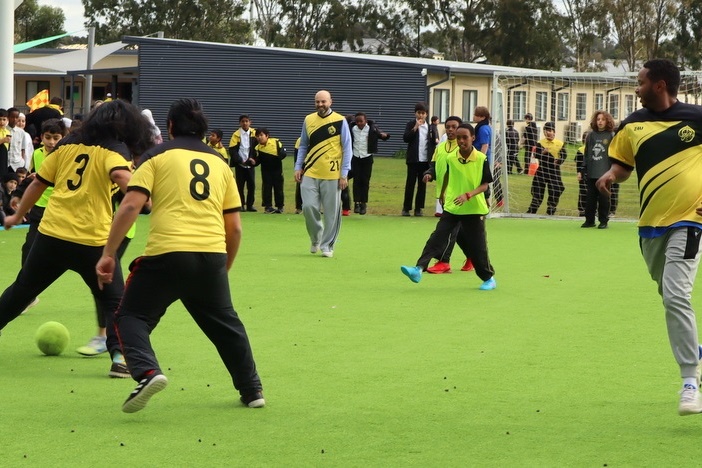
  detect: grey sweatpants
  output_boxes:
[641,227,702,379]
[300,176,342,253]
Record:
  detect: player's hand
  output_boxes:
[96,255,116,290]
[10,196,21,211]
[294,170,303,183]
[3,214,22,229]
[596,172,614,196]
[422,174,432,183]
[339,177,348,190]
[454,192,471,205]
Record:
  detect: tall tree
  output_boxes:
[672,0,702,69]
[602,0,653,71]
[82,0,251,44]
[641,0,676,59]
[560,0,610,71]
[14,0,66,44]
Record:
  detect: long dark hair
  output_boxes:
[79,100,154,156]
[167,98,208,139]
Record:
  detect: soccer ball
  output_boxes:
[35,321,70,356]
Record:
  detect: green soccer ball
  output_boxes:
[35,321,70,356]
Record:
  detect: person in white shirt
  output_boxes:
[7,108,28,172]
[402,102,437,216]
[16,113,36,171]
[349,112,389,215]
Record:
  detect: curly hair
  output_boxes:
[589,110,615,132]
[79,100,154,157]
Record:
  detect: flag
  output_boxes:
[26,89,49,112]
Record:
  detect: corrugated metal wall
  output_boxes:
[135,40,428,157]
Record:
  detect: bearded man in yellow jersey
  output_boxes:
[294,90,352,258]
[1,100,153,379]
[97,98,264,413]
[596,59,702,416]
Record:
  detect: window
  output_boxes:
[557,92,570,121]
[511,90,527,121]
[535,92,548,121]
[575,93,587,120]
[462,90,478,122]
[594,93,604,111]
[432,89,450,122]
[26,81,50,100]
[65,84,82,102]
[608,94,619,119]
[624,94,635,117]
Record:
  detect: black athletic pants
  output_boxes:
[403,161,429,212]
[234,166,256,210]
[116,252,262,395]
[0,233,123,355]
[416,212,494,281]
[260,162,284,209]
[352,155,374,204]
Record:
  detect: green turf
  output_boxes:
[1,213,701,467]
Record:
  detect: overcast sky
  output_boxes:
[40,0,88,36]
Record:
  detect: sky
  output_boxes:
[39,0,88,36]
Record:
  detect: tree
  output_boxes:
[560,0,610,71]
[14,0,66,45]
[82,0,251,44]
[480,0,566,69]
[602,0,654,71]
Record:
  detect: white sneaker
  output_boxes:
[310,243,320,254]
[21,297,40,315]
[321,250,333,258]
[679,384,702,416]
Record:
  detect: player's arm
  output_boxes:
[111,168,132,193]
[3,177,48,229]
[596,161,632,196]
[224,211,242,271]
[96,189,148,288]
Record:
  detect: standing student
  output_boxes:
[207,128,229,160]
[401,123,496,290]
[349,112,390,215]
[96,98,264,413]
[505,119,522,174]
[254,127,286,213]
[522,113,538,170]
[596,59,702,416]
[0,100,153,379]
[7,108,28,172]
[294,90,352,258]
[579,110,615,229]
[526,121,567,215]
[228,115,257,211]
[402,102,436,217]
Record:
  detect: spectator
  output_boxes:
[349,112,390,215]
[522,113,538,170]
[254,127,286,214]
[505,119,522,174]
[402,102,436,217]
[228,115,257,212]
[579,110,615,229]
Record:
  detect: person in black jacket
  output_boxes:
[522,113,538,170]
[25,97,63,146]
[402,102,437,216]
[349,112,390,215]
[505,119,522,174]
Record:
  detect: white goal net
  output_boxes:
[488,70,702,221]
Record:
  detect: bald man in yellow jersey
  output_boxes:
[0,100,153,379]
[294,90,352,258]
[97,99,264,413]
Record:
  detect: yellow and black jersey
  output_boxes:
[129,136,241,256]
[609,101,702,231]
[36,134,131,246]
[300,111,347,179]
[208,142,229,161]
[255,138,286,164]
[536,138,567,161]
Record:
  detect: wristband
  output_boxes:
[465,192,471,199]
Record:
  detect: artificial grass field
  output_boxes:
[1,211,702,467]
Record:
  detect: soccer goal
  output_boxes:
[488,70,702,220]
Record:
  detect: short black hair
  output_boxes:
[7,107,19,115]
[49,97,63,106]
[643,58,680,96]
[415,102,428,112]
[458,123,475,136]
[210,128,223,139]
[41,118,67,136]
[239,114,250,122]
[445,116,463,125]
[0,109,7,118]
[255,127,270,137]
[355,112,367,119]
[507,119,514,126]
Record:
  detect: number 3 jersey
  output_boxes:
[129,136,242,256]
[36,135,131,246]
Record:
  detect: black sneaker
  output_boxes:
[122,374,168,413]
[240,391,265,408]
[598,222,608,229]
[247,206,257,212]
[109,360,131,379]
[581,222,596,228]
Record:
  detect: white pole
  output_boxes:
[83,27,95,114]
[1,1,20,107]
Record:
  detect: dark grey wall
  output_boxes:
[134,40,429,156]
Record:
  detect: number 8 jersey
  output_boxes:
[36,135,131,246]
[129,136,242,256]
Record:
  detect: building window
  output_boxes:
[608,94,619,119]
[511,90,527,121]
[432,89,450,122]
[26,81,50,100]
[65,84,82,102]
[575,93,587,120]
[624,94,635,117]
[595,93,604,111]
[535,92,548,121]
[462,90,478,122]
[557,92,570,121]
